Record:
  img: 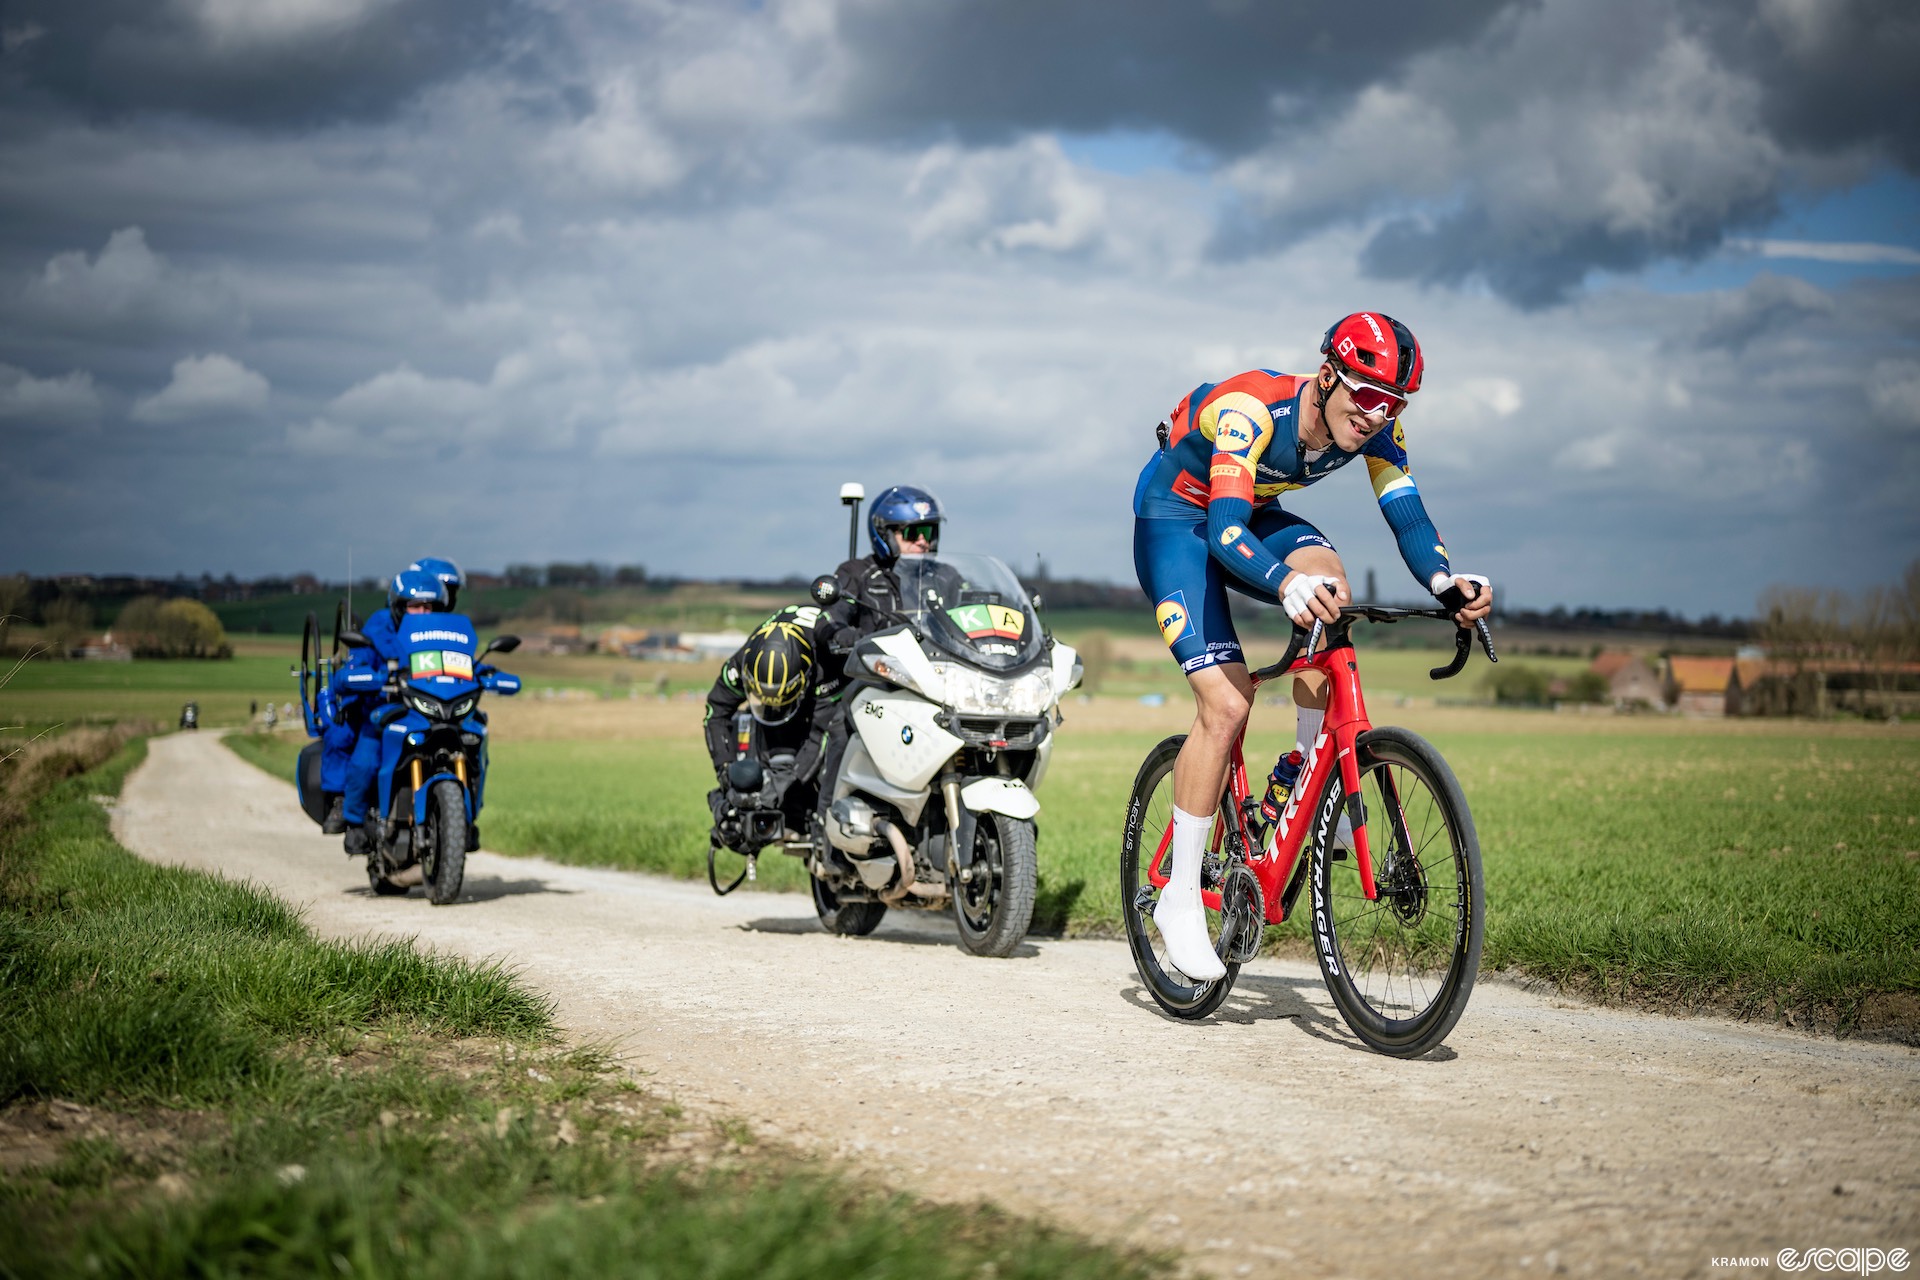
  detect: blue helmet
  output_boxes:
[408,556,465,608]
[866,485,944,563]
[387,569,449,622]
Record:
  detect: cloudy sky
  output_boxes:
[2,0,1915,616]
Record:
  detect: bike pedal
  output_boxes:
[1132,885,1159,914]
[1328,849,1348,861]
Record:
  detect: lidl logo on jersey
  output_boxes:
[1219,525,1243,546]
[1155,592,1191,647]
[1215,413,1255,452]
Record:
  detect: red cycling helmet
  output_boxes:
[1319,312,1424,395]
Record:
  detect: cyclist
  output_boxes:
[1132,312,1492,980]
[704,604,854,844]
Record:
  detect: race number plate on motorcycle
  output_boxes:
[410,649,474,681]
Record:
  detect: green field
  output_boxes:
[227,700,1920,1035]
[15,629,1916,1035]
[1,732,1165,1279]
[1,636,304,732]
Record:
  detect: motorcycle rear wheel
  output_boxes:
[811,873,886,936]
[953,812,1037,958]
[422,779,468,906]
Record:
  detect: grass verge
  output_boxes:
[1,735,1168,1279]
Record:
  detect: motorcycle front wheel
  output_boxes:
[811,873,886,937]
[422,779,468,906]
[953,812,1037,958]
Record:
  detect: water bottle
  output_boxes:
[1258,750,1304,827]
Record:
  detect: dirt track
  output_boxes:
[113,732,1918,1278]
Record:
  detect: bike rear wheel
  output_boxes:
[1120,733,1246,1019]
[1311,726,1483,1057]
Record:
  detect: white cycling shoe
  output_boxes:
[1153,884,1227,982]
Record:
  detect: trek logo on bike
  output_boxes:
[1155,591,1190,646]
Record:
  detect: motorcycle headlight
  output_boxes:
[860,645,935,699]
[450,694,478,719]
[406,689,451,719]
[930,664,1055,717]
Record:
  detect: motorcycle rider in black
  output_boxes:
[704,604,854,847]
[812,485,946,826]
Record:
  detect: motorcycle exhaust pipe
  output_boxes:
[874,818,915,903]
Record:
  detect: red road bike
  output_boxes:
[1121,605,1496,1057]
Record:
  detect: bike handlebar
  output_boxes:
[1250,601,1497,684]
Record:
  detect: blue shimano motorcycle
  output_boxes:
[335,613,521,903]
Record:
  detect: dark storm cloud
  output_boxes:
[0,0,552,127]
[1684,0,1920,168]
[829,0,1512,151]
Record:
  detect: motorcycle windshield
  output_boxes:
[399,613,480,697]
[892,553,1044,671]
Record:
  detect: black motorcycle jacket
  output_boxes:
[831,555,909,636]
[702,604,853,782]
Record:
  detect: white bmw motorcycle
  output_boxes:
[807,553,1081,957]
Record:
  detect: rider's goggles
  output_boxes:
[745,690,801,724]
[1333,367,1409,419]
[894,522,939,545]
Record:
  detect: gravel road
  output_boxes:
[112,732,1918,1278]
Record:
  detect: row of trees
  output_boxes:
[111,597,230,659]
[503,563,650,589]
[1756,560,1920,716]
[1758,560,1920,667]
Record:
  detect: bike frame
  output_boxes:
[1146,625,1386,922]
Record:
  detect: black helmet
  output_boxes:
[866,484,943,563]
[741,614,814,725]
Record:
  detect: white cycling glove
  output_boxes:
[1281,573,1341,625]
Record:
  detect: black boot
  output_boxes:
[343,825,369,857]
[321,795,347,835]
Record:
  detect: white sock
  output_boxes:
[1295,706,1325,762]
[1152,805,1227,981]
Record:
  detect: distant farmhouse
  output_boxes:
[1583,648,1920,718]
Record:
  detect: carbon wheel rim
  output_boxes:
[1323,754,1469,1025]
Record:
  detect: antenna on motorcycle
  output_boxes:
[839,482,865,562]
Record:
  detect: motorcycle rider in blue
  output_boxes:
[408,557,466,613]
[318,645,382,832]
[340,570,448,856]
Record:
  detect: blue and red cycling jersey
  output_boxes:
[1132,369,1453,671]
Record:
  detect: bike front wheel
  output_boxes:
[1311,725,1484,1057]
[1120,734,1247,1019]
